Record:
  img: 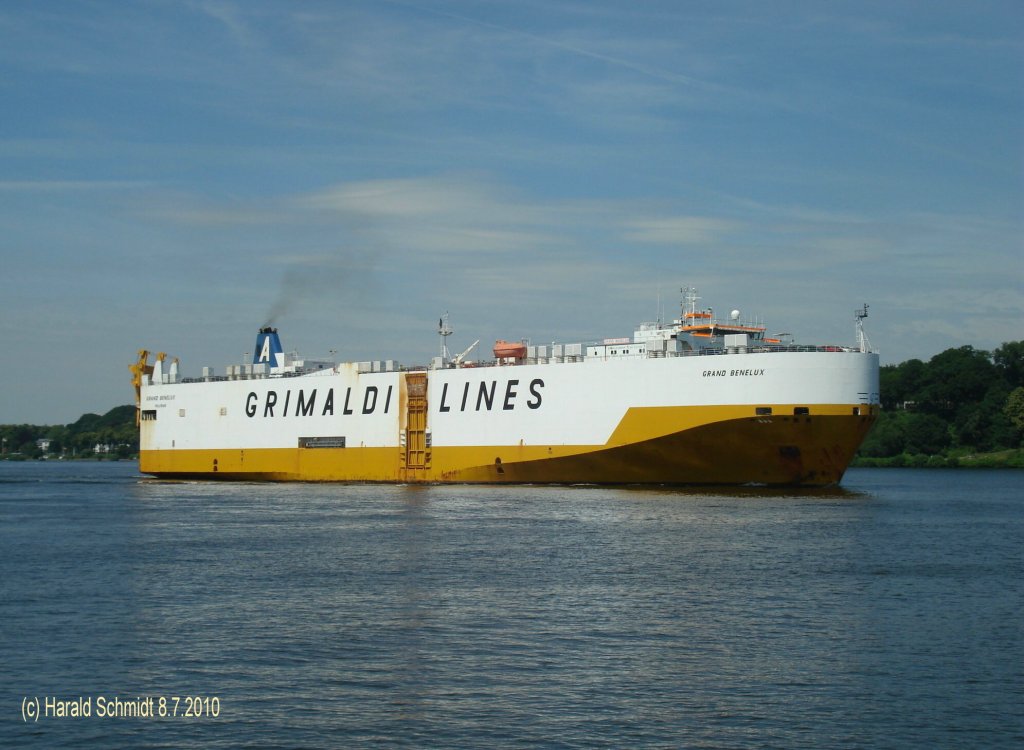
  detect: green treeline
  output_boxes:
[857,341,1024,467]
[0,405,138,460]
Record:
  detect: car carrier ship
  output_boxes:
[131,288,879,485]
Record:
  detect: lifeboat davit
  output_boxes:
[493,340,527,359]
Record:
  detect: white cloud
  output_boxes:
[0,180,148,191]
[296,176,571,257]
[300,177,512,220]
[621,216,738,245]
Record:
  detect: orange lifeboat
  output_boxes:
[493,340,527,359]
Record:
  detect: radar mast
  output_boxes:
[855,304,871,353]
[438,312,453,364]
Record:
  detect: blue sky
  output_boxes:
[1,0,1021,424]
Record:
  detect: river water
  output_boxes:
[2,462,1021,748]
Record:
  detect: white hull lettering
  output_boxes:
[476,381,496,411]
[362,386,378,414]
[703,369,766,378]
[244,387,393,418]
[503,380,519,410]
[436,378,544,413]
[527,378,544,409]
[296,389,316,417]
[243,381,540,419]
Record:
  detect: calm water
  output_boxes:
[1,462,1021,749]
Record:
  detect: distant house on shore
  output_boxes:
[36,438,51,452]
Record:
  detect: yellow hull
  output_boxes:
[140,404,876,486]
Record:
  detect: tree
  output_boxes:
[862,340,1022,461]
[68,412,103,433]
[994,342,1024,388]
[97,405,136,429]
[954,397,1013,451]
[859,411,906,457]
[1006,387,1024,446]
[2,424,39,455]
[857,411,952,458]
[903,413,951,455]
[918,346,998,419]
[880,358,926,410]
[2,404,139,459]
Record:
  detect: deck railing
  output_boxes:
[171,343,863,384]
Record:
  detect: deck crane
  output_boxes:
[452,339,480,367]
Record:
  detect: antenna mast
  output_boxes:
[682,286,701,318]
[855,304,871,353]
[438,312,453,363]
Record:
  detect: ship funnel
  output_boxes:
[254,326,285,368]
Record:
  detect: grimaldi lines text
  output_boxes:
[132,291,880,486]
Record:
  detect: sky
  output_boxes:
[1,0,1022,424]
